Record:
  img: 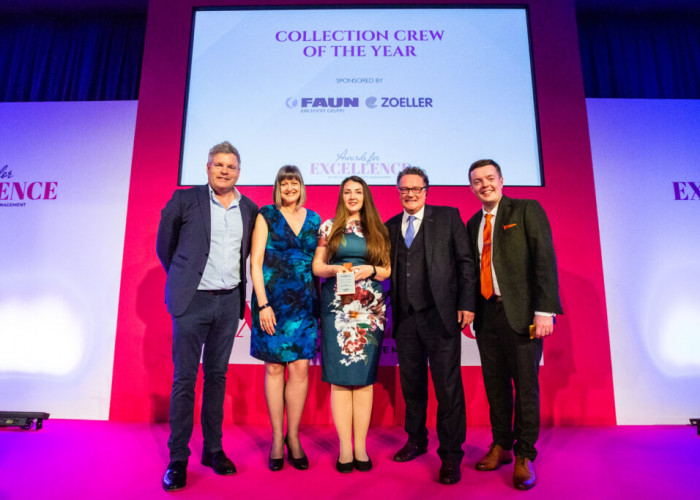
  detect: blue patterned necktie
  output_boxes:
[405,215,416,248]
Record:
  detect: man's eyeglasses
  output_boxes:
[398,186,427,196]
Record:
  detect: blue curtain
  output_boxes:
[1,12,698,101]
[578,13,700,99]
[0,15,145,101]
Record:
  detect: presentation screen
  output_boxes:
[180,6,542,186]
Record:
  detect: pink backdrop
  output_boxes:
[110,0,616,427]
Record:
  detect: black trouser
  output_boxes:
[476,298,543,461]
[395,305,466,463]
[168,288,240,462]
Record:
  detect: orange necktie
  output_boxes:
[481,214,494,299]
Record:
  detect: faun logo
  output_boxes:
[673,182,700,200]
[300,97,359,108]
[0,164,58,208]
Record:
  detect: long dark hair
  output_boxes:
[326,176,390,267]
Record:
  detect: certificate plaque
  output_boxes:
[336,271,356,295]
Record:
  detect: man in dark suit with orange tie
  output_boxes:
[157,141,257,491]
[386,166,476,485]
[466,159,562,491]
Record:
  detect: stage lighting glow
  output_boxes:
[0,296,84,376]
[658,299,700,374]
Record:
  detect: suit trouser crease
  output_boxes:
[395,305,466,462]
[168,289,241,461]
[476,299,542,461]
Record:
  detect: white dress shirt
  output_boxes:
[401,205,425,239]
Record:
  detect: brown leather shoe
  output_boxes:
[475,443,513,471]
[513,456,536,490]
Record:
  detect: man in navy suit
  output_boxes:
[385,166,476,485]
[466,159,562,491]
[157,141,257,491]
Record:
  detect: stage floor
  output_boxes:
[1,421,697,499]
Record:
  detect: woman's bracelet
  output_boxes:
[258,303,271,311]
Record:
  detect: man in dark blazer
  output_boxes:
[466,159,562,491]
[156,141,257,492]
[385,166,476,485]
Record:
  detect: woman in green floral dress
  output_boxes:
[313,175,391,473]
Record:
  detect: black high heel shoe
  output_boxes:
[268,447,284,472]
[336,457,354,473]
[353,454,372,472]
[285,435,309,470]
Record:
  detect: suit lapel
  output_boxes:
[493,195,511,256]
[422,205,434,264]
[388,215,401,284]
[470,212,484,256]
[392,219,400,268]
[239,195,252,244]
[197,185,211,247]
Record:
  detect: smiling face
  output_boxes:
[279,178,301,207]
[342,180,364,216]
[206,153,240,195]
[398,174,428,215]
[469,164,504,211]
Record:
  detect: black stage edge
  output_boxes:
[0,411,50,430]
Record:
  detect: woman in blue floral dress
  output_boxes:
[312,176,391,473]
[250,166,321,472]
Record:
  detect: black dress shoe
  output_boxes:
[353,455,372,472]
[336,457,354,473]
[285,435,309,470]
[162,460,187,491]
[393,441,428,462]
[202,450,236,475]
[439,460,461,485]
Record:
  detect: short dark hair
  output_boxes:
[468,159,502,180]
[396,165,429,190]
[207,141,241,165]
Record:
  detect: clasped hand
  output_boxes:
[338,264,374,281]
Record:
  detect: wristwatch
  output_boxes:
[369,266,377,280]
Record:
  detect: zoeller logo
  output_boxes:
[0,164,58,207]
[673,182,700,200]
[381,97,433,108]
[365,97,434,108]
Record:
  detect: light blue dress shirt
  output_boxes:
[198,186,243,290]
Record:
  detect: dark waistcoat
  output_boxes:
[395,225,435,313]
